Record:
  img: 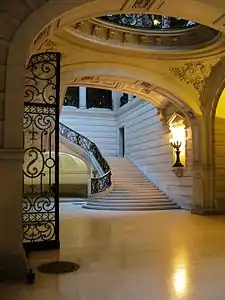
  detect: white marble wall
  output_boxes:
[60,107,117,157]
[60,95,193,208]
[117,100,193,209]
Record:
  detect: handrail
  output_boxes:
[59,122,111,194]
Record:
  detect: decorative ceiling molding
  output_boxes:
[37,39,57,52]
[71,75,169,108]
[121,0,165,10]
[213,14,225,30]
[28,39,66,59]
[169,61,219,94]
[28,38,57,57]
[69,18,220,53]
[157,108,167,125]
[131,0,165,10]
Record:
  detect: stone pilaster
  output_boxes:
[0,149,27,280]
[79,87,87,109]
[191,162,216,214]
[112,90,122,111]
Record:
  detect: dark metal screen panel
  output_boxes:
[23,52,60,251]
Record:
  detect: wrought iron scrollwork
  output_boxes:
[59,122,112,194]
[100,14,196,30]
[23,52,60,251]
[91,171,112,194]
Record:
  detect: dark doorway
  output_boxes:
[119,127,125,157]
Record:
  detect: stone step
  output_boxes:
[94,200,172,204]
[104,195,167,200]
[83,204,179,211]
[86,200,177,206]
[110,192,164,196]
[111,189,160,192]
[112,178,147,180]
[85,157,179,212]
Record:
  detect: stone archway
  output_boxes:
[203,58,225,212]
[59,70,207,210]
[4,0,225,149]
[1,0,225,280]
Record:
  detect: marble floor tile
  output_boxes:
[2,204,225,299]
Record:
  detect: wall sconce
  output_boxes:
[168,113,186,177]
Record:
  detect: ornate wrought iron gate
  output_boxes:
[23,52,60,251]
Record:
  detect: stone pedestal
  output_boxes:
[0,149,27,281]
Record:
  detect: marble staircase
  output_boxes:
[83,157,180,211]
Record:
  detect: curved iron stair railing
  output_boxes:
[59,122,111,194]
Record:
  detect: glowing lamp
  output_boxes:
[153,19,161,26]
[169,122,185,168]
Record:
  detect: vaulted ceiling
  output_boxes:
[28,0,225,116]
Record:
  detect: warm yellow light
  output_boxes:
[170,248,189,297]
[169,121,186,166]
[169,122,186,144]
[153,19,160,26]
[173,265,187,295]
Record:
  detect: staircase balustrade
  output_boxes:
[59,122,111,194]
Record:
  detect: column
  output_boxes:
[128,94,133,102]
[112,90,122,111]
[0,149,27,280]
[191,115,215,214]
[79,87,87,109]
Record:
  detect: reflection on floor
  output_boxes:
[2,203,225,299]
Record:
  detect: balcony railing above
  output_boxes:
[70,17,220,52]
[99,14,196,31]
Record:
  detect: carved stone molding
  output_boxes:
[169,61,219,94]
[28,39,66,59]
[157,108,167,125]
[132,0,154,9]
[131,0,165,10]
[70,18,220,53]
[68,76,170,108]
[38,39,57,52]
[121,0,165,10]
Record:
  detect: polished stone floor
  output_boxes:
[2,203,225,299]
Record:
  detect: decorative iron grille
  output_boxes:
[59,122,111,193]
[99,14,196,30]
[23,52,60,251]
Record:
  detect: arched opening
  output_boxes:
[58,153,89,198]
[213,88,225,210]
[59,81,195,209]
[1,0,222,281]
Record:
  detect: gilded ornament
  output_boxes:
[169,61,216,94]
